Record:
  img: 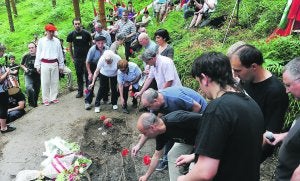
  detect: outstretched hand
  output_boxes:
[131,144,140,157]
[176,154,195,166]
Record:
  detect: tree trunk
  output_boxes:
[10,0,17,17]
[73,0,81,19]
[52,0,56,8]
[5,0,15,32]
[98,0,106,29]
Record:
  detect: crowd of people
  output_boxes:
[0,1,300,181]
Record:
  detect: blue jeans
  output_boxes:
[25,74,40,107]
[7,110,25,123]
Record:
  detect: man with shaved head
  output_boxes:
[133,110,202,181]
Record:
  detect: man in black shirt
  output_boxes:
[230,44,289,162]
[178,52,264,181]
[20,42,40,107]
[133,110,202,181]
[7,90,26,123]
[67,18,92,98]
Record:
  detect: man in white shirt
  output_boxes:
[135,48,182,98]
[34,24,64,106]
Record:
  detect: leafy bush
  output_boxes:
[253,0,286,37]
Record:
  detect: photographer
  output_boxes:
[20,42,41,107]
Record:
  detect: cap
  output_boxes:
[45,24,57,31]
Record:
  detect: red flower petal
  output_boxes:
[105,122,112,127]
[143,155,151,165]
[121,148,129,157]
[100,115,106,121]
[130,91,135,97]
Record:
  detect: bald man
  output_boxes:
[133,110,202,181]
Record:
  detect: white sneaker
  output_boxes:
[112,105,118,110]
[85,103,92,110]
[95,107,100,113]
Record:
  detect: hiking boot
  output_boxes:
[122,108,129,114]
[85,103,92,110]
[95,107,100,113]
[1,125,16,134]
[76,93,83,98]
[155,160,168,171]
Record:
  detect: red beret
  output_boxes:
[45,24,57,31]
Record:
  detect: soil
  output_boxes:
[0,90,278,181]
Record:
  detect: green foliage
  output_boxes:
[253,0,287,37]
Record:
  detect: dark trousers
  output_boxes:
[261,144,275,163]
[0,92,8,119]
[95,74,118,107]
[122,85,138,108]
[124,41,131,61]
[7,110,25,123]
[25,74,40,107]
[74,58,88,95]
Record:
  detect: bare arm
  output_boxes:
[177,155,219,181]
[162,80,173,89]
[131,134,148,156]
[135,77,153,98]
[91,68,100,86]
[8,101,25,112]
[20,64,28,73]
[0,68,10,83]
[118,83,125,106]
[69,42,74,61]
[86,61,93,80]
[291,165,300,181]
[192,101,202,113]
[264,132,288,146]
[139,150,163,181]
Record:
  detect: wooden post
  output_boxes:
[98,0,107,29]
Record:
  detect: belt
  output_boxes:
[41,59,58,63]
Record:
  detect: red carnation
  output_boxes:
[105,122,112,128]
[130,91,135,97]
[100,115,106,121]
[121,148,129,157]
[143,155,151,165]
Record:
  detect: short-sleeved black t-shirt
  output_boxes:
[155,110,202,151]
[276,119,300,181]
[66,29,92,59]
[8,91,26,108]
[241,75,289,132]
[195,92,264,181]
[21,53,38,75]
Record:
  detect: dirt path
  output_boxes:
[0,90,277,181]
[0,92,168,181]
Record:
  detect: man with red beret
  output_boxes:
[34,23,64,106]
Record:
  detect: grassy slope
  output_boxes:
[0,0,299,126]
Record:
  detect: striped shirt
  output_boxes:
[116,20,136,42]
[117,62,142,89]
